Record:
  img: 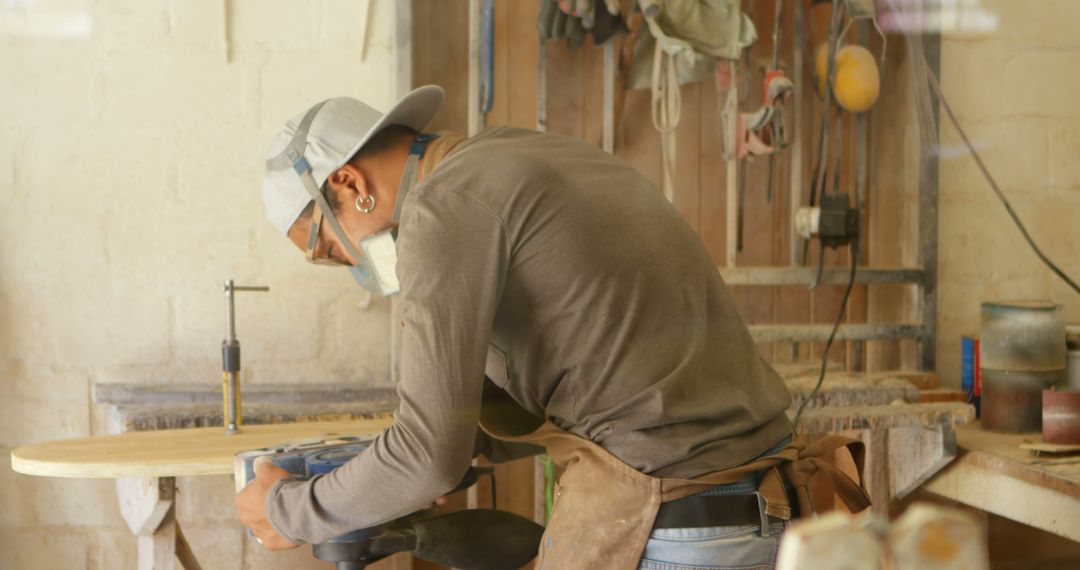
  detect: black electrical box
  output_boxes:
[818,193,860,248]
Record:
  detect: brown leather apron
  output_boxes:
[479,387,871,570]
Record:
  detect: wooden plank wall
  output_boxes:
[409,1,924,563]
[410,0,924,371]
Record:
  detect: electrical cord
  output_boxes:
[794,237,859,428]
[803,0,845,265]
[794,54,1080,430]
[810,241,827,290]
[926,67,1080,297]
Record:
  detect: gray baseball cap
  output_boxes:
[261,85,445,235]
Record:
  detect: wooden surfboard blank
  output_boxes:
[11,418,393,479]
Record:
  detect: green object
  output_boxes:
[543,454,556,523]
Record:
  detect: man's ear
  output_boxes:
[326,163,370,205]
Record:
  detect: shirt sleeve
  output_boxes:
[266,189,510,544]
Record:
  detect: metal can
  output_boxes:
[1043,390,1080,444]
[980,301,1066,432]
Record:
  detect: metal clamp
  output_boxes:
[222,280,269,434]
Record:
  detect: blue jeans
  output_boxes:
[639,437,793,569]
[638,522,787,570]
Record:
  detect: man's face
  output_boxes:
[286,160,398,267]
[286,201,357,267]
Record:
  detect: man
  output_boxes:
[236,85,809,569]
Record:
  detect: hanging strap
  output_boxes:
[648,28,681,203]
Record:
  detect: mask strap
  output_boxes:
[305,204,323,261]
[297,167,366,263]
[392,134,435,224]
[264,100,366,262]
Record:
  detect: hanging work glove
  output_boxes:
[537,0,626,48]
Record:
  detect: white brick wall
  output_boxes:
[937,0,1080,388]
[1,0,401,567]
[0,532,90,569]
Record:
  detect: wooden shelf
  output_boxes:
[720,266,925,286]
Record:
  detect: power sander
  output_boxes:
[236,437,544,570]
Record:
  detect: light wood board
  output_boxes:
[1018,440,1080,455]
[946,423,1080,497]
[10,418,393,479]
[922,422,1080,542]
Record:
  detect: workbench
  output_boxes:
[11,419,394,570]
[922,422,1080,542]
[13,374,978,568]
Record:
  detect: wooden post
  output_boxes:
[918,30,941,372]
[724,72,739,267]
[394,0,412,98]
[602,43,616,154]
[467,0,483,136]
[117,476,201,570]
[867,429,891,517]
[119,476,177,570]
[789,0,805,266]
[174,524,202,570]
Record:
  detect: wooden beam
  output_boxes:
[918,30,941,372]
[467,0,483,136]
[888,424,956,499]
[395,0,412,97]
[789,0,805,266]
[602,43,615,153]
[174,524,203,570]
[721,266,924,286]
[724,71,739,267]
[749,323,924,343]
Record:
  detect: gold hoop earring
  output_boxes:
[355,194,376,214]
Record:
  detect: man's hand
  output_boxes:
[234,457,301,551]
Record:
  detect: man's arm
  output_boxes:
[266,190,510,544]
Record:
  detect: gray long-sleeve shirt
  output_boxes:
[267,127,792,544]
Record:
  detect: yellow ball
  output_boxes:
[813,43,880,113]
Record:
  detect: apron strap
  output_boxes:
[781,435,872,516]
[659,434,871,519]
[479,383,872,522]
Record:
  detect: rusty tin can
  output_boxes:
[1043,390,1080,444]
[980,301,1066,432]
